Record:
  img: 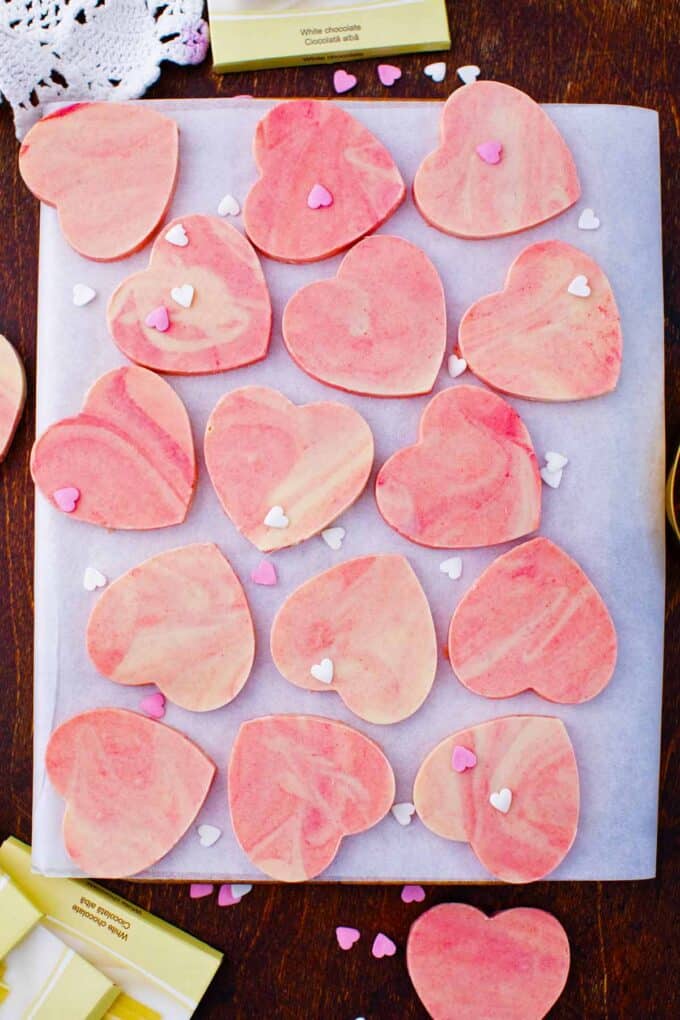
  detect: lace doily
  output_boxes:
[0,0,209,140]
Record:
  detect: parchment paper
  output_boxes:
[31,98,665,881]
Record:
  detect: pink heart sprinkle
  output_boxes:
[218,884,244,907]
[189,883,214,899]
[139,691,166,719]
[336,926,361,950]
[401,884,426,904]
[145,305,170,332]
[372,932,397,958]
[378,63,402,87]
[452,744,477,772]
[476,140,503,165]
[53,486,80,513]
[251,559,277,586]
[333,69,357,94]
[307,184,334,210]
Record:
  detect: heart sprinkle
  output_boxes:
[401,884,426,904]
[321,526,345,551]
[567,275,591,298]
[457,64,481,85]
[372,933,397,958]
[218,193,241,217]
[578,207,600,230]
[139,691,166,720]
[424,62,446,83]
[165,223,188,247]
[545,451,569,472]
[264,505,289,529]
[336,926,361,950]
[378,63,402,87]
[391,802,416,826]
[197,824,221,848]
[189,883,214,899]
[307,183,334,209]
[145,306,170,332]
[72,284,96,307]
[171,284,194,308]
[218,883,253,907]
[53,486,80,513]
[448,354,468,378]
[540,466,563,489]
[311,657,334,684]
[489,787,513,814]
[333,69,357,94]
[83,566,107,591]
[251,559,277,586]
[440,557,463,581]
[452,745,477,772]
[476,140,503,165]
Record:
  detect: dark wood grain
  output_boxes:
[1,1,679,1016]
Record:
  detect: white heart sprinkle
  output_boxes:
[311,657,334,684]
[424,61,446,83]
[72,284,96,307]
[83,566,107,591]
[264,505,289,528]
[540,466,563,489]
[567,275,591,298]
[171,284,194,308]
[439,557,463,581]
[489,788,512,814]
[231,883,252,899]
[578,207,600,230]
[321,527,345,551]
[197,824,222,848]
[545,451,569,472]
[448,354,468,378]
[165,223,188,247]
[457,64,481,85]
[218,193,241,217]
[391,802,416,826]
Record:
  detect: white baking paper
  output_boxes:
[31,98,665,881]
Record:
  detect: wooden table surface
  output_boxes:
[1,2,678,1016]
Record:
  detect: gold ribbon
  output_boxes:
[666,444,680,541]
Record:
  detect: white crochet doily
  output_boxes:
[0,0,209,139]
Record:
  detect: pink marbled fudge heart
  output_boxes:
[87,544,255,712]
[449,538,617,703]
[243,100,405,262]
[459,240,622,400]
[19,102,178,261]
[414,82,580,239]
[108,215,272,375]
[228,715,395,881]
[413,715,579,882]
[271,554,437,724]
[0,334,26,461]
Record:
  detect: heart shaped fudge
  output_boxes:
[108,215,272,375]
[19,103,178,261]
[414,82,580,238]
[0,334,26,461]
[449,538,617,703]
[45,708,215,877]
[31,365,196,529]
[458,241,623,400]
[282,235,446,396]
[204,386,373,551]
[407,903,570,1020]
[375,385,541,548]
[413,715,579,882]
[271,554,437,724]
[228,714,395,881]
[243,100,405,262]
[87,544,255,712]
